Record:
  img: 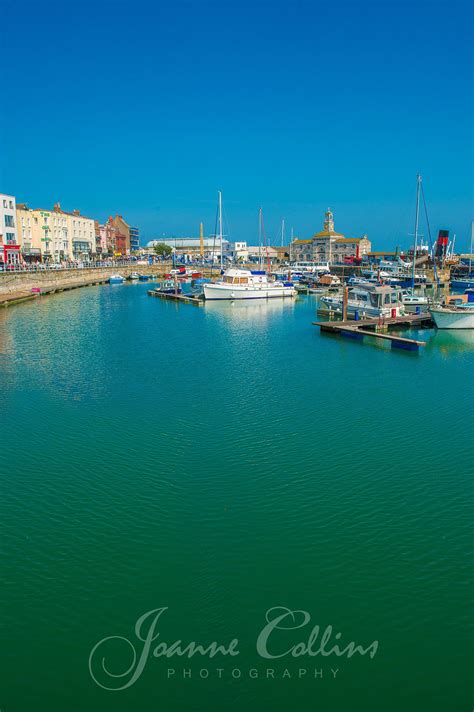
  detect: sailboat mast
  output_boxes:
[258,207,262,267]
[218,190,223,270]
[281,218,285,247]
[470,221,473,273]
[412,174,421,289]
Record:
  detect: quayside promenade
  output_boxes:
[0,263,214,304]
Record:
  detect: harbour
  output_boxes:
[1,281,472,711]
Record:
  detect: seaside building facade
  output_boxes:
[130,226,140,252]
[112,215,131,255]
[290,209,371,264]
[0,193,20,264]
[223,241,249,261]
[16,203,95,261]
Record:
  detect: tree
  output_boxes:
[154,243,173,257]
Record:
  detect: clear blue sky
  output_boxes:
[1,0,472,250]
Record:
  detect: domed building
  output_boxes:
[290,209,371,264]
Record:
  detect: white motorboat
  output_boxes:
[320,284,405,318]
[429,304,474,329]
[109,274,125,284]
[203,268,296,300]
[400,290,430,312]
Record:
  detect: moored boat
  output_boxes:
[320,283,405,318]
[400,290,430,312]
[429,303,474,329]
[450,276,474,290]
[109,274,125,284]
[155,279,182,294]
[203,268,296,300]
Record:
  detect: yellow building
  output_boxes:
[16,204,55,260]
[16,202,95,261]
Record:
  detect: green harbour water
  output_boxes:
[1,282,473,711]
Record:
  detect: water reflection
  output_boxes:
[203,297,297,324]
[426,329,474,354]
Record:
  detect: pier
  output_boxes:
[147,289,204,305]
[313,313,433,351]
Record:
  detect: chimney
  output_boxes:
[53,202,61,212]
[73,209,80,216]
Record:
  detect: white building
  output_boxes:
[223,241,249,261]
[0,193,20,264]
[146,236,230,259]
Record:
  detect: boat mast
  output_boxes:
[470,221,473,273]
[258,207,262,267]
[281,218,285,247]
[412,174,421,289]
[218,190,223,271]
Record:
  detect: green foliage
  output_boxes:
[154,243,173,257]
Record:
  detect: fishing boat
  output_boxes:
[203,268,296,300]
[109,274,125,284]
[129,272,140,280]
[138,274,149,281]
[320,283,406,318]
[429,303,474,329]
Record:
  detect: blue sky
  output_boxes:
[1,0,472,250]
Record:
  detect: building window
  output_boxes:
[2,200,6,208]
[4,215,15,227]
[6,233,16,244]
[9,201,13,209]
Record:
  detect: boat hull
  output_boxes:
[203,284,296,300]
[451,279,474,290]
[429,307,474,329]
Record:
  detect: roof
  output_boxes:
[292,239,312,245]
[312,230,345,239]
[56,209,94,221]
[335,237,366,244]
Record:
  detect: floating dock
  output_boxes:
[313,313,433,351]
[148,289,204,305]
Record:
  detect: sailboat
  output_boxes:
[203,197,296,300]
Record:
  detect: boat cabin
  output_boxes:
[350,284,402,308]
